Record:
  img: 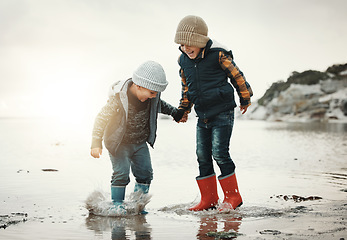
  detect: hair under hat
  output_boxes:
[132,61,168,92]
[174,15,209,48]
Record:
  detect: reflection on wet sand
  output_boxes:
[197,215,242,239]
[85,213,242,240]
[85,214,151,240]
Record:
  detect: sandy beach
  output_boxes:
[0,118,346,239]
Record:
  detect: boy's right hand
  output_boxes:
[91,148,102,158]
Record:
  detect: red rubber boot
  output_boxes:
[218,173,243,210]
[189,174,219,211]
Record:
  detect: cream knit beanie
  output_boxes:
[174,15,209,48]
[132,61,168,92]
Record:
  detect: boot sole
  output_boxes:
[235,201,243,209]
[189,204,218,211]
[218,201,243,212]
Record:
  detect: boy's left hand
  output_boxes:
[240,105,249,114]
[91,148,102,158]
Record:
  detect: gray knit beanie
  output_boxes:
[132,61,168,92]
[174,15,209,48]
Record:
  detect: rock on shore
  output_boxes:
[247,63,347,122]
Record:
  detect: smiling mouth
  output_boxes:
[186,51,194,57]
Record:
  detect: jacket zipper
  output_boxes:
[194,61,207,120]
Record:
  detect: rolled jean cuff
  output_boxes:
[196,173,216,180]
[218,172,235,180]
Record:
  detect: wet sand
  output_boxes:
[1,195,346,239]
[0,118,346,239]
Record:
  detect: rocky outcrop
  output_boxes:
[247,63,347,122]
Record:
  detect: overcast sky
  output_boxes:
[1,0,347,119]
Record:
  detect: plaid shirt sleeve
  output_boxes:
[178,67,193,112]
[219,51,253,107]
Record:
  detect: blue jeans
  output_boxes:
[196,110,236,178]
[109,142,153,186]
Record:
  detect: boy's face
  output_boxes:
[135,85,158,102]
[180,45,201,59]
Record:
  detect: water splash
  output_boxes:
[158,201,243,218]
[126,191,151,215]
[84,190,151,217]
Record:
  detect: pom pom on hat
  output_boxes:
[174,15,209,48]
[132,61,168,92]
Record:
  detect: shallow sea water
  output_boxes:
[0,117,346,239]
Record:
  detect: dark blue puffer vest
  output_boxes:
[178,40,237,120]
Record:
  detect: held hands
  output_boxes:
[240,105,249,114]
[179,111,188,122]
[173,109,186,123]
[91,148,102,158]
